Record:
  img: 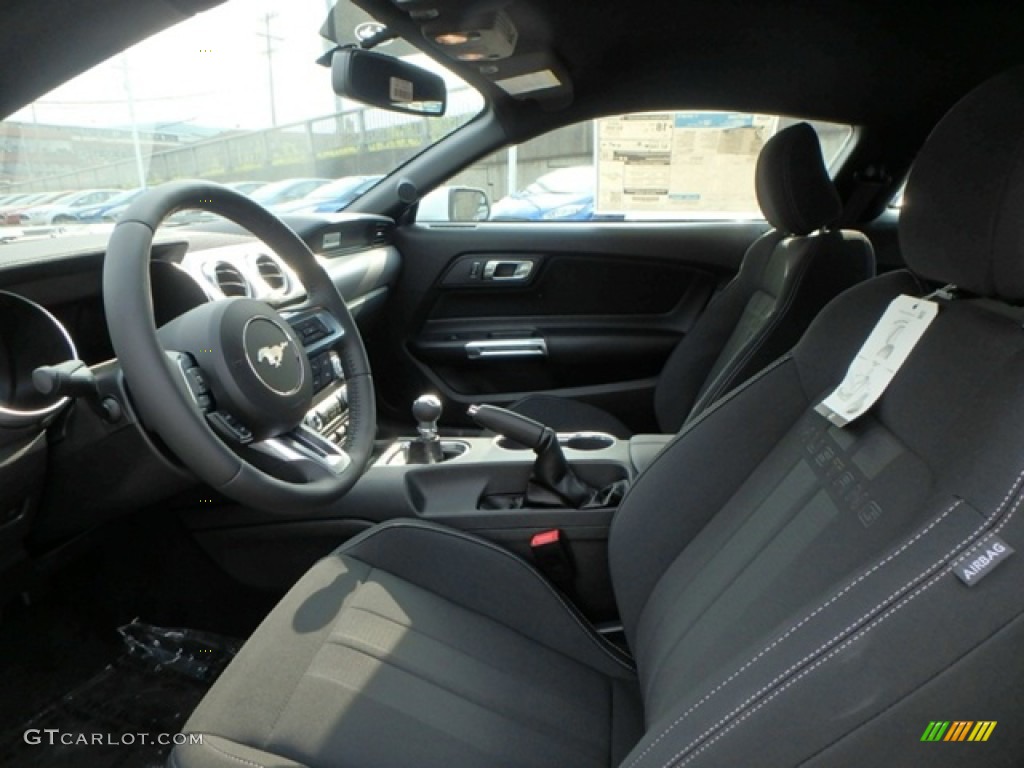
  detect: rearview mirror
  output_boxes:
[331,48,446,116]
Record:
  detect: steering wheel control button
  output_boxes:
[307,351,341,393]
[329,351,344,378]
[185,367,210,395]
[243,317,304,396]
[207,411,254,444]
[157,299,315,440]
[292,316,330,344]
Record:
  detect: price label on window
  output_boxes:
[595,112,778,216]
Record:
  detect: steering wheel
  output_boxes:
[102,180,376,512]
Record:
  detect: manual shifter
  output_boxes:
[406,394,444,464]
[468,404,600,508]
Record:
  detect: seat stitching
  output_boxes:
[639,465,1024,768]
[632,443,809,666]
[313,636,606,759]
[671,560,975,766]
[622,497,962,767]
[339,521,636,672]
[637,463,829,693]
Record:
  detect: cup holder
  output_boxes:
[564,432,615,451]
[495,435,530,450]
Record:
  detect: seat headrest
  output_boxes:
[755,122,842,236]
[900,66,1024,301]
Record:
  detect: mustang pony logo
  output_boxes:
[257,341,289,368]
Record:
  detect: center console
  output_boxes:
[340,397,671,620]
[187,379,672,623]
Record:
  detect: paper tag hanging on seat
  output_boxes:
[815,295,938,427]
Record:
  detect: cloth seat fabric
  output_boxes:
[171,520,642,768]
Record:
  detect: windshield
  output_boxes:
[96,189,142,207]
[0,0,483,237]
[250,179,329,204]
[306,176,379,200]
[21,191,68,207]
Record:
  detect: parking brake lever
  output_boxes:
[468,404,595,508]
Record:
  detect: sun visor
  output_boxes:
[330,0,574,109]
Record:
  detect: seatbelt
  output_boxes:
[840,166,892,227]
[530,529,576,593]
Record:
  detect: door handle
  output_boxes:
[465,339,548,359]
[483,259,533,281]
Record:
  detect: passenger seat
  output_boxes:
[510,122,875,437]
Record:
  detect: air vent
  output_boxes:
[212,261,250,297]
[255,254,288,293]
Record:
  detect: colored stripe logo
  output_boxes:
[921,721,997,742]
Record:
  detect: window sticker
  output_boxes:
[595,112,778,215]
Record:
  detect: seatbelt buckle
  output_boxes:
[530,529,574,586]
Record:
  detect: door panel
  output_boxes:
[430,253,697,318]
[370,220,768,432]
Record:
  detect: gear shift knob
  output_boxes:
[412,394,442,439]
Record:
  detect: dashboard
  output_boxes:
[0,210,399,553]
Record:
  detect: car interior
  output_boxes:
[2,1,1024,767]
[507,121,876,438]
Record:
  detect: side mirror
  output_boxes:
[331,48,446,116]
[449,187,490,221]
[418,187,491,222]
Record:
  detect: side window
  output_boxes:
[419,111,852,222]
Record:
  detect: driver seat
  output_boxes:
[172,67,1024,768]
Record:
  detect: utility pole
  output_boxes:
[23,103,38,183]
[120,53,148,189]
[257,13,282,127]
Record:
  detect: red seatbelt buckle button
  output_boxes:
[531,529,561,548]
[530,528,574,585]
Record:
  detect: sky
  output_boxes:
[7,0,474,134]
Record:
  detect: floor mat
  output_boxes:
[0,622,238,768]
